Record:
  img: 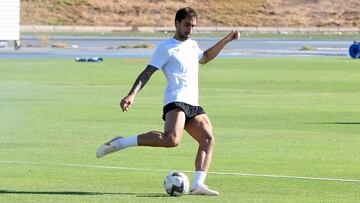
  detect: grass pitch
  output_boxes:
[1,57,360,202]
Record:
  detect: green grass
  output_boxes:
[1,57,360,202]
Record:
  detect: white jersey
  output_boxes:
[149,38,203,106]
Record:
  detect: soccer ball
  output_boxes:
[164,172,190,196]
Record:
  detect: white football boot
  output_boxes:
[189,184,219,196]
[96,136,123,158]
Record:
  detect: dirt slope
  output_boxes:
[20,0,360,27]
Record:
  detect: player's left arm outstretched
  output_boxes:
[199,30,240,65]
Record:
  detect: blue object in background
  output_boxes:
[349,42,360,59]
[75,57,103,62]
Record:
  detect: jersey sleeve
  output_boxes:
[195,41,204,60]
[148,43,169,70]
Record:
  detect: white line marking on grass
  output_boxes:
[1,160,360,183]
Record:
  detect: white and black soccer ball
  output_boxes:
[164,172,190,196]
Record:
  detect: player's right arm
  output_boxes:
[199,30,240,65]
[120,65,158,112]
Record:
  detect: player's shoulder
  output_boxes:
[160,38,179,44]
[157,38,183,51]
[156,38,174,49]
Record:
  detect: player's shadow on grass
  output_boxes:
[0,190,168,197]
[305,122,360,125]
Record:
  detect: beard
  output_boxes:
[179,32,191,40]
[184,32,191,38]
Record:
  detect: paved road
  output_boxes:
[0,36,353,59]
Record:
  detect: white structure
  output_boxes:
[0,0,20,49]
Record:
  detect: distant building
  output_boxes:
[0,0,20,49]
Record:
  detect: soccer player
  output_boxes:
[96,7,240,196]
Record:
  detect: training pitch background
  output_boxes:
[1,57,360,202]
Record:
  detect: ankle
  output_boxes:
[113,135,138,149]
[191,171,207,190]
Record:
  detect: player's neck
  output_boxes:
[173,34,188,42]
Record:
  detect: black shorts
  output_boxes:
[162,102,206,123]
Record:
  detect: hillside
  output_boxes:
[21,0,360,27]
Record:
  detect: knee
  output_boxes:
[167,139,180,147]
[201,134,215,147]
[164,133,181,148]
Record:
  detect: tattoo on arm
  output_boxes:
[128,65,158,95]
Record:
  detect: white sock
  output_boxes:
[191,171,207,190]
[113,135,138,150]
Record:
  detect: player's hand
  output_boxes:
[225,30,240,42]
[120,95,134,112]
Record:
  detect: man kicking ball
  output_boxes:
[97,7,240,196]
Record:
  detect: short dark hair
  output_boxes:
[175,7,197,22]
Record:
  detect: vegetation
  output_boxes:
[20,0,360,27]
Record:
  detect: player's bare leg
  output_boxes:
[96,108,186,158]
[185,114,219,196]
[138,108,186,147]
